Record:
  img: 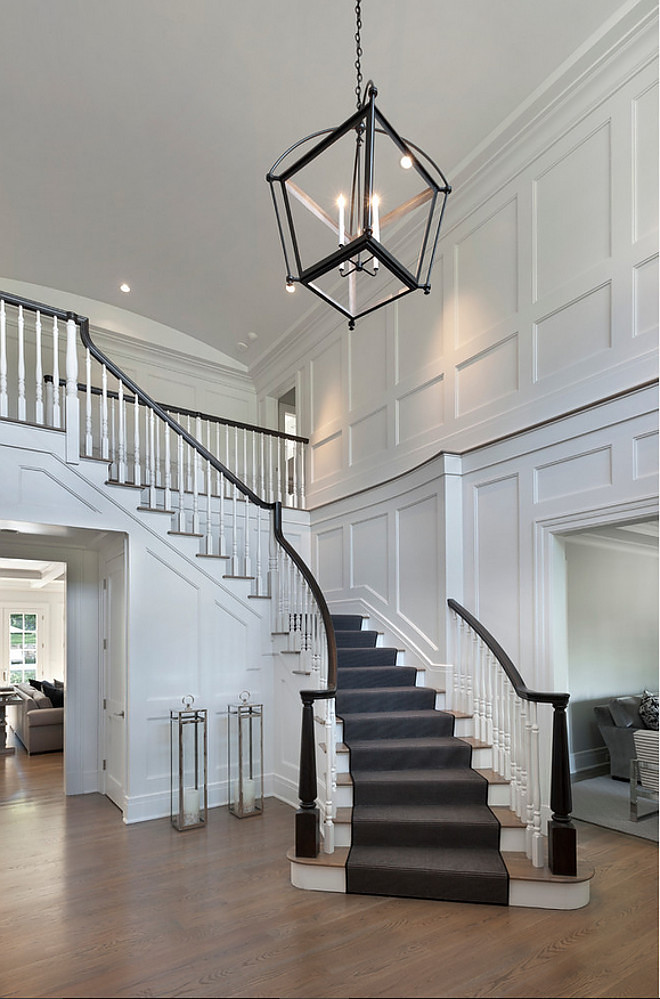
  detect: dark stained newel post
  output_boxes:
[547,699,577,876]
[295,692,320,857]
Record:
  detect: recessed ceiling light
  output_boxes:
[236,341,248,352]
[120,283,131,293]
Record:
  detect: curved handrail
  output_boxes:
[447,598,568,708]
[0,288,336,697]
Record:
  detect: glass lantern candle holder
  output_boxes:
[228,691,263,818]
[170,695,208,831]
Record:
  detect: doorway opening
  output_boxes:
[278,387,297,499]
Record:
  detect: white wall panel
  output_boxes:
[633,82,659,243]
[634,430,659,480]
[534,123,611,300]
[534,283,611,381]
[351,514,389,601]
[534,448,612,503]
[455,199,518,346]
[143,549,200,693]
[349,319,388,410]
[634,255,659,337]
[396,375,444,445]
[316,527,344,593]
[396,495,439,649]
[310,338,343,434]
[349,407,388,466]
[456,335,519,416]
[474,475,520,660]
[395,270,444,382]
[311,430,342,483]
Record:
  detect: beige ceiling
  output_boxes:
[0,0,642,367]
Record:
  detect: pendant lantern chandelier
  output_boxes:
[266,0,451,329]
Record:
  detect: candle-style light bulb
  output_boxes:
[400,154,413,170]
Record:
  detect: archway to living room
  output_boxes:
[0,523,126,809]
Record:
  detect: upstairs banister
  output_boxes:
[1,288,337,857]
[448,598,575,876]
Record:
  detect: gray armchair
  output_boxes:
[630,729,659,821]
[594,696,646,780]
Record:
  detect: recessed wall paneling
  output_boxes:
[534,124,611,299]
[633,83,659,243]
[534,447,612,503]
[316,527,344,593]
[310,338,342,433]
[455,335,519,417]
[474,476,520,661]
[349,317,388,410]
[534,283,611,381]
[351,514,389,601]
[396,496,439,648]
[143,550,200,692]
[633,432,659,480]
[349,407,388,466]
[634,256,659,337]
[311,431,342,483]
[396,375,444,445]
[455,199,518,346]
[396,273,444,381]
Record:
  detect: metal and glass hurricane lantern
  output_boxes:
[228,690,264,819]
[266,1,451,329]
[170,695,208,832]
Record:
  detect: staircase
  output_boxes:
[290,615,593,909]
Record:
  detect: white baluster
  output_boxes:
[133,394,141,486]
[149,409,156,509]
[17,305,26,422]
[323,697,336,855]
[191,417,200,534]
[503,677,513,782]
[64,316,79,463]
[163,422,171,509]
[268,435,274,503]
[225,424,230,497]
[244,500,252,578]
[117,381,126,483]
[52,316,61,429]
[84,349,92,456]
[155,412,162,488]
[110,397,116,478]
[101,365,109,460]
[204,457,213,555]
[0,300,7,418]
[254,503,263,595]
[218,470,227,557]
[529,702,543,867]
[35,311,44,425]
[299,438,306,509]
[176,432,186,532]
[186,416,193,492]
[215,423,221,496]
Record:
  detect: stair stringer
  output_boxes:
[0,419,313,823]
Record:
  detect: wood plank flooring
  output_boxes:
[0,741,657,999]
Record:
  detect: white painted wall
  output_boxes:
[563,534,659,772]
[253,12,658,511]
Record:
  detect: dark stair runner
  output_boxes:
[334,614,509,905]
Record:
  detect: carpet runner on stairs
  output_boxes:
[334,614,509,905]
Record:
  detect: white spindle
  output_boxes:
[299,437,306,509]
[84,349,93,455]
[0,300,7,418]
[204,456,213,555]
[163,423,171,509]
[101,365,109,459]
[176,432,186,532]
[117,381,126,483]
[110,397,116,476]
[323,696,336,855]
[230,480,239,575]
[155,413,162,488]
[215,423,221,496]
[186,416,193,492]
[529,702,543,867]
[52,316,61,428]
[35,312,44,425]
[17,305,26,421]
[254,503,263,595]
[218,469,227,557]
[268,435,274,503]
[149,408,156,509]
[191,417,200,534]
[134,394,141,486]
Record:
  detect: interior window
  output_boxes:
[9,612,38,684]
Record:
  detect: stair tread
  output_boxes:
[351,768,487,784]
[335,805,525,828]
[351,804,500,825]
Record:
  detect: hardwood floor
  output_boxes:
[0,741,657,999]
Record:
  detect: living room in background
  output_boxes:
[0,559,66,688]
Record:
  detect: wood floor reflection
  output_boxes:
[0,739,657,999]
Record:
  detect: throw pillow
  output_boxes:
[53,679,64,689]
[28,678,43,691]
[41,680,64,709]
[639,690,659,731]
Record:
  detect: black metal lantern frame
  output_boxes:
[266,4,451,329]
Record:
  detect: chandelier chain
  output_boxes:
[354,0,363,109]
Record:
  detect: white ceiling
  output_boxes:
[0,0,641,367]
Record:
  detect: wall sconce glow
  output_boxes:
[120,283,131,294]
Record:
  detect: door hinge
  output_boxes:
[103,638,107,650]
[103,698,107,710]
[102,759,106,771]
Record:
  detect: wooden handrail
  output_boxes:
[448,598,576,876]
[2,288,335,857]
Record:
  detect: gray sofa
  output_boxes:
[594,695,655,780]
[8,681,63,754]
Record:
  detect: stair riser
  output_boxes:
[339,713,455,742]
[337,667,420,689]
[348,745,473,771]
[346,868,508,906]
[337,649,400,668]
[354,783,490,808]
[336,781,510,810]
[336,690,437,713]
[351,823,501,851]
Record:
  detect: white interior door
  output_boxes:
[103,547,126,810]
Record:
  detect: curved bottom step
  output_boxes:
[287,847,594,910]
